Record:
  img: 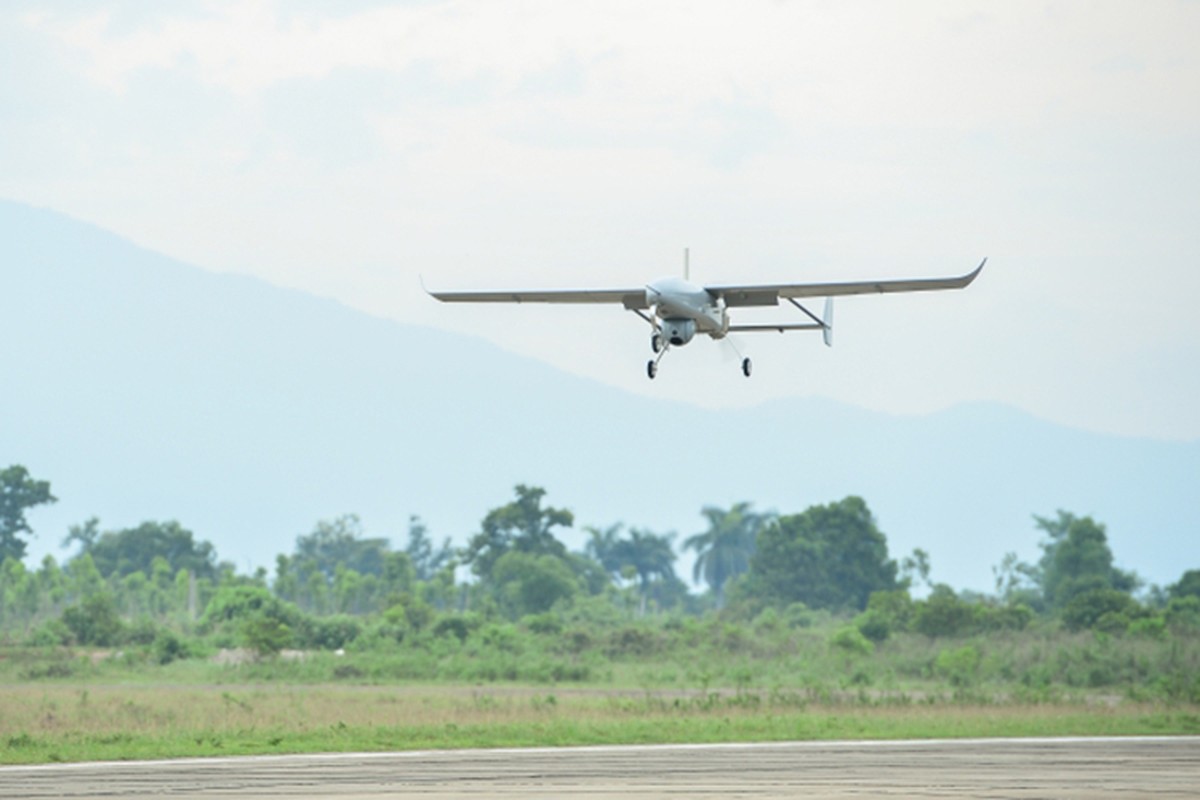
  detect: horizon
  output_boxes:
[3,200,1196,596]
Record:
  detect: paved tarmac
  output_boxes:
[2,736,1198,798]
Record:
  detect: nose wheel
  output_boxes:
[647,340,671,380]
[651,333,663,353]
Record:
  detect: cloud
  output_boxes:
[6,1,1200,438]
[26,1,1200,132]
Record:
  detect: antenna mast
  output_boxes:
[684,247,690,280]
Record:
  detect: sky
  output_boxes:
[2,0,1198,441]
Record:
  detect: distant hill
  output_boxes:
[2,200,1196,592]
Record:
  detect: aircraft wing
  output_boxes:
[426,286,650,309]
[709,258,986,307]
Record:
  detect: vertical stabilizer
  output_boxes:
[823,297,834,347]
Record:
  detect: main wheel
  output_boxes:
[647,360,658,379]
[651,333,662,353]
[742,357,752,377]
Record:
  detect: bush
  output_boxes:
[854,609,892,643]
[829,625,874,657]
[866,590,914,631]
[934,644,981,687]
[912,588,979,637]
[1061,589,1139,632]
[605,626,661,657]
[1127,615,1166,639]
[1165,596,1200,630]
[783,602,819,629]
[27,619,72,647]
[432,614,478,642]
[153,629,192,664]
[303,615,362,650]
[524,612,563,635]
[240,613,292,657]
[61,593,126,647]
[981,603,1034,632]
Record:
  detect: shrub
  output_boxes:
[912,588,978,637]
[866,590,914,631]
[524,612,563,635]
[1061,589,1139,632]
[27,619,72,647]
[854,609,892,643]
[981,603,1034,631]
[934,645,981,687]
[829,625,874,657]
[432,614,477,642]
[304,615,362,650]
[606,626,661,657]
[1165,596,1200,630]
[1127,615,1166,638]
[384,594,435,631]
[783,602,818,629]
[152,629,192,665]
[61,593,126,647]
[240,613,292,657]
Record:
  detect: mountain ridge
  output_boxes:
[2,200,1196,591]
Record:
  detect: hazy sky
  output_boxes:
[4,1,1198,440]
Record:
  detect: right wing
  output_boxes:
[709,258,986,307]
[425,286,650,309]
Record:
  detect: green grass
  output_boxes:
[2,616,1198,764]
[1,682,1198,764]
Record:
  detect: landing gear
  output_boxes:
[647,360,658,379]
[742,357,752,377]
[651,333,663,353]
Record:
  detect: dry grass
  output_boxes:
[2,682,1198,765]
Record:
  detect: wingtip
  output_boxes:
[419,274,439,300]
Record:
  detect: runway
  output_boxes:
[3,736,1198,798]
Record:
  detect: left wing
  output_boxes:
[709,258,986,307]
[426,286,649,309]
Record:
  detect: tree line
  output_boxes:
[1,464,1197,655]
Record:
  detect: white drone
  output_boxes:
[428,253,985,379]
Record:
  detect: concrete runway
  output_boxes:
[3,736,1198,798]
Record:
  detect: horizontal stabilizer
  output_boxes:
[727,323,825,333]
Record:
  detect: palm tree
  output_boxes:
[684,502,771,608]
[622,528,676,615]
[586,524,676,615]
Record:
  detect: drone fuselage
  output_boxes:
[646,276,728,343]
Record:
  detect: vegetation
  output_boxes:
[0,464,1197,764]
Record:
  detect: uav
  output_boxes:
[427,253,985,379]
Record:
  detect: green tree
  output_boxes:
[491,551,579,618]
[684,502,770,608]
[294,514,391,579]
[0,465,57,562]
[241,613,292,657]
[991,550,1041,607]
[85,520,218,581]
[61,517,100,557]
[1035,511,1136,609]
[900,548,932,590]
[746,496,898,612]
[587,525,676,614]
[1061,587,1141,632]
[404,516,453,581]
[1168,569,1200,601]
[60,592,125,646]
[912,585,980,637]
[464,485,573,581]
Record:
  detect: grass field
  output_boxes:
[3,681,1198,765]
